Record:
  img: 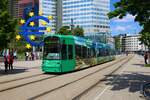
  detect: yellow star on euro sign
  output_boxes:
[30,35,36,40]
[16,35,21,40]
[46,27,51,32]
[42,21,47,26]
[48,16,53,20]
[29,12,34,17]
[20,19,25,25]
[26,44,32,49]
[30,21,35,27]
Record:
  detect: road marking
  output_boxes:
[94,86,110,100]
[94,63,128,100]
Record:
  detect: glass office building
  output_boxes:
[39,0,57,33]
[40,0,110,40]
[63,0,110,37]
[39,0,63,33]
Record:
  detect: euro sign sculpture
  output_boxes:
[19,16,50,46]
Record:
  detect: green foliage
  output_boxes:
[73,25,84,37]
[108,0,150,50]
[57,26,72,35]
[57,25,84,36]
[0,0,18,49]
[108,0,150,26]
[139,32,150,49]
[108,0,150,34]
[145,64,150,67]
[114,36,121,51]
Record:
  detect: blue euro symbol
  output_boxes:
[19,16,50,46]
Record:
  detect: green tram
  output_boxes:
[42,35,115,73]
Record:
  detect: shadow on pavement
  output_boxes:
[104,73,150,93]
[132,64,145,67]
[0,68,27,75]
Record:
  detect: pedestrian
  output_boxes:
[4,55,8,72]
[13,50,17,59]
[126,52,128,56]
[25,52,29,61]
[29,52,32,60]
[37,52,40,59]
[31,52,34,60]
[8,53,14,70]
[144,52,148,64]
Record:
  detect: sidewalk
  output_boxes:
[0,55,122,69]
[0,60,42,69]
[96,55,149,100]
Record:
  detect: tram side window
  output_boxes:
[68,45,73,59]
[92,48,96,57]
[106,49,109,55]
[88,48,91,58]
[103,49,107,56]
[82,46,87,58]
[62,44,67,59]
[75,45,82,58]
[99,49,105,56]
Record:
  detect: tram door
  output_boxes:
[61,39,75,72]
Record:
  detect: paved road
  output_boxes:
[79,55,148,100]
[0,55,147,100]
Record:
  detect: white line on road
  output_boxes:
[94,63,128,100]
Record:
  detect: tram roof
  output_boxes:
[44,34,112,49]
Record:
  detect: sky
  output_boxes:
[110,0,142,36]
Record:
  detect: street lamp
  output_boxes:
[71,18,75,34]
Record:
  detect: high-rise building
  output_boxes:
[39,0,58,33]
[63,0,110,36]
[40,0,110,37]
[18,0,34,19]
[8,0,39,19]
[8,0,19,18]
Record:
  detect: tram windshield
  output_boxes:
[44,37,61,60]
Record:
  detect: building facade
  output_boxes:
[116,34,147,53]
[39,0,58,33]
[18,0,35,19]
[124,35,141,52]
[8,0,19,18]
[40,0,110,37]
[8,0,38,19]
[63,0,110,36]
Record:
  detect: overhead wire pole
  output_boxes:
[71,18,74,34]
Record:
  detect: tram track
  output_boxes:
[0,75,58,92]
[0,56,130,100]
[0,73,43,84]
[28,56,132,100]
[72,56,133,100]
[0,57,125,93]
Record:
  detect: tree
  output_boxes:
[0,0,17,49]
[108,0,150,31]
[73,25,84,37]
[114,36,121,53]
[108,0,150,63]
[57,25,84,36]
[139,32,150,63]
[140,32,150,50]
[57,26,72,35]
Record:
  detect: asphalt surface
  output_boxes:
[0,55,148,100]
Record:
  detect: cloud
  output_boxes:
[114,26,126,31]
[112,14,135,22]
[113,25,131,31]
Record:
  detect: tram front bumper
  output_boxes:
[42,60,62,73]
